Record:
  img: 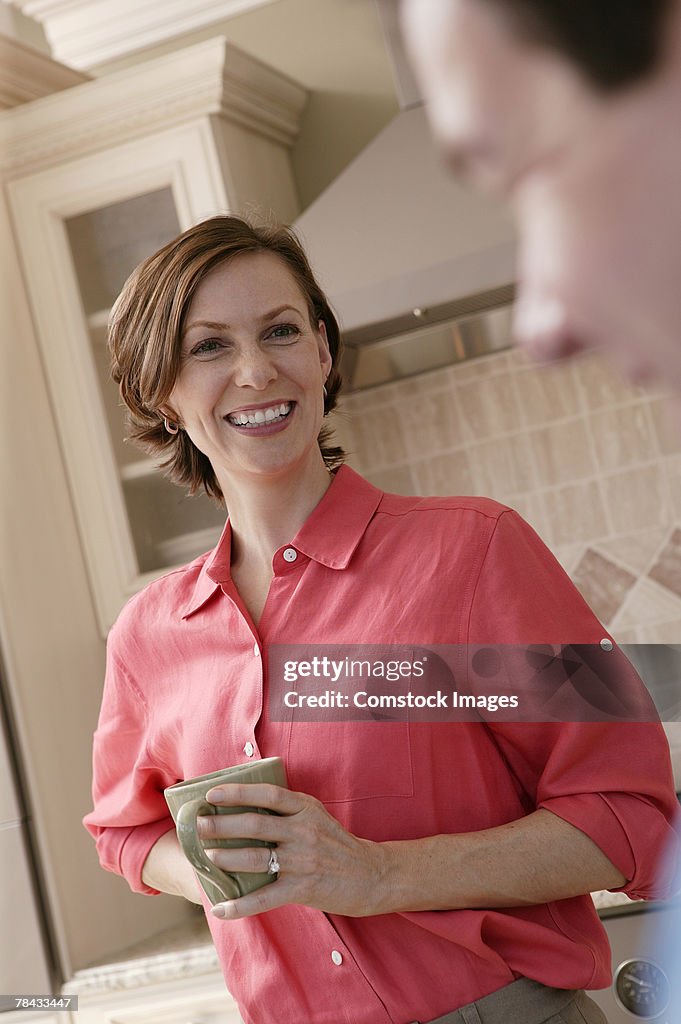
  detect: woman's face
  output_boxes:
[167,251,332,491]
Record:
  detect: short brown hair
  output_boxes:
[108,216,345,503]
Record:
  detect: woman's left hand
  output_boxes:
[198,782,628,921]
[197,782,386,920]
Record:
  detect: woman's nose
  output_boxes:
[232,344,278,389]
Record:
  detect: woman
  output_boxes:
[84,215,678,1024]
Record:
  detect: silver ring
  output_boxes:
[267,849,280,875]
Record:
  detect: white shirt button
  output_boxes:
[253,642,260,657]
[331,950,343,966]
[283,547,298,563]
[244,742,255,757]
[600,638,614,652]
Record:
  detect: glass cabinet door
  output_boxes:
[64,189,225,576]
[7,123,235,635]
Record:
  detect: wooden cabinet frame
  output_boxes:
[7,38,305,634]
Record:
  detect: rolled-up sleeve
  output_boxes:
[471,509,681,900]
[487,719,679,899]
[82,635,176,895]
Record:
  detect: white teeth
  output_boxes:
[228,402,292,428]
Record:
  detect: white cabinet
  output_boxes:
[6,37,306,634]
[0,29,305,989]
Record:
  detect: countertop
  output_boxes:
[62,892,640,997]
[63,912,219,995]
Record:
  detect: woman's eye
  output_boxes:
[192,338,222,356]
[268,324,300,342]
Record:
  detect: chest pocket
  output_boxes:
[285,719,414,805]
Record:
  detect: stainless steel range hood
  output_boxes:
[341,299,515,391]
[294,104,517,390]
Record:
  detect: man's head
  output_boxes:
[400,0,681,396]
[479,1,673,92]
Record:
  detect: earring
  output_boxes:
[323,385,328,398]
[164,416,179,435]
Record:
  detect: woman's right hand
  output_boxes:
[142,829,204,904]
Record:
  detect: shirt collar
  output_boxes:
[291,464,383,570]
[182,465,382,619]
[181,517,233,619]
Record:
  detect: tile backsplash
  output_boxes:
[330,347,681,644]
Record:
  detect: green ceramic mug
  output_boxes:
[164,756,288,906]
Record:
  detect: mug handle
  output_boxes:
[175,798,242,901]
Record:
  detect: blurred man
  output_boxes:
[399,0,681,397]
[400,8,681,1018]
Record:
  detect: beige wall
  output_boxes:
[180,0,399,210]
[330,347,681,644]
[90,0,399,211]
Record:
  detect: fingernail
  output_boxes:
[206,788,225,802]
[211,903,229,919]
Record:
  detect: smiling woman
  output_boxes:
[164,251,333,495]
[84,214,679,1024]
[108,216,345,502]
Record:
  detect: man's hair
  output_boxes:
[108,215,345,504]
[489,0,674,91]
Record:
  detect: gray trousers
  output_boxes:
[414,978,609,1024]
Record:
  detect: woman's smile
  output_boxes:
[225,399,295,433]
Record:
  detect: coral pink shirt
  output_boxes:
[84,466,678,1024]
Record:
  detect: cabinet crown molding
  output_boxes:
[0,33,88,110]
[7,0,278,71]
[0,35,308,178]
